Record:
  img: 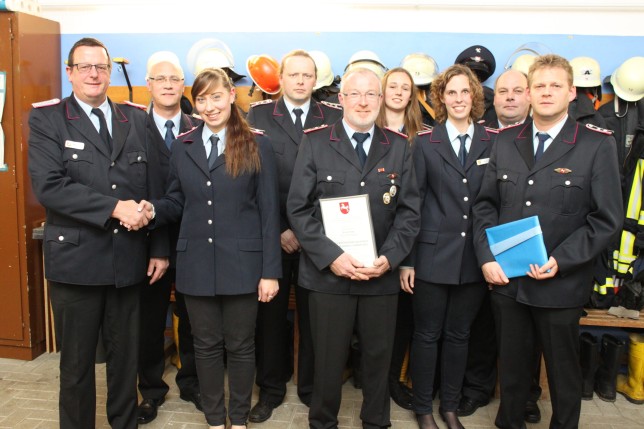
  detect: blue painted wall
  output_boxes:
[60,32,640,96]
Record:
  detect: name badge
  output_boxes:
[476,158,490,166]
[65,140,85,150]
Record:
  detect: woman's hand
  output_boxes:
[399,267,415,294]
[258,278,279,302]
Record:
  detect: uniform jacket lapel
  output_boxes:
[430,124,463,173]
[110,102,130,161]
[514,121,536,170]
[303,101,326,129]
[533,117,578,170]
[363,126,391,175]
[65,96,110,159]
[183,124,211,177]
[465,125,493,171]
[273,98,301,145]
[329,123,363,171]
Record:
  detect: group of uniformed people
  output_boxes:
[28,36,640,429]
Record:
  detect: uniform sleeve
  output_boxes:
[151,139,185,227]
[144,115,170,258]
[401,138,426,267]
[472,140,501,266]
[257,137,282,279]
[28,107,119,229]
[287,134,345,270]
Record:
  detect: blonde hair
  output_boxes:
[376,67,423,143]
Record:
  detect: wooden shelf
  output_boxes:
[580,308,644,329]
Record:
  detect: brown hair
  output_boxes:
[279,49,317,78]
[67,37,112,70]
[191,68,260,177]
[431,64,484,123]
[376,67,423,144]
[528,54,574,87]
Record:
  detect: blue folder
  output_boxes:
[485,216,548,279]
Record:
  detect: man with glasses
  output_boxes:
[246,49,342,421]
[287,68,420,429]
[28,37,165,429]
[136,51,202,424]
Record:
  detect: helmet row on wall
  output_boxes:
[185,38,644,103]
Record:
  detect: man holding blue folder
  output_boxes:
[472,54,623,429]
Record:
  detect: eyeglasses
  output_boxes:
[148,76,184,84]
[72,63,111,74]
[342,91,381,102]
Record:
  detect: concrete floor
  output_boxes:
[0,352,642,428]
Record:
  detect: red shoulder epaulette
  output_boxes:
[249,99,274,107]
[417,128,433,136]
[384,127,409,139]
[122,100,147,110]
[320,100,342,110]
[32,98,60,108]
[304,124,329,134]
[485,126,499,134]
[250,127,265,135]
[500,121,523,131]
[477,119,486,124]
[177,126,199,139]
[585,123,613,135]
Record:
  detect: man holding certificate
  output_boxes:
[472,55,623,429]
[287,68,420,429]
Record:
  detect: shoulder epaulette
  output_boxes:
[477,119,486,124]
[421,124,433,131]
[249,99,274,108]
[304,124,329,134]
[417,128,433,136]
[250,127,265,136]
[32,98,60,108]
[384,127,409,139]
[585,123,613,135]
[122,100,147,110]
[191,113,201,120]
[485,126,499,134]
[320,100,342,110]
[177,126,199,139]
[500,121,523,131]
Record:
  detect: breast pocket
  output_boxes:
[317,170,345,196]
[63,148,94,186]
[497,170,518,208]
[548,175,585,215]
[127,151,147,189]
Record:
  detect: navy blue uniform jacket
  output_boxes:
[152,123,282,297]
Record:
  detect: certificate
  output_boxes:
[320,194,378,267]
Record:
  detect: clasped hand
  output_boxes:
[330,253,390,281]
[113,200,154,231]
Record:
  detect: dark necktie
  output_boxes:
[293,108,304,140]
[457,134,468,167]
[91,107,112,152]
[535,132,550,161]
[208,134,220,169]
[164,119,175,150]
[353,132,369,168]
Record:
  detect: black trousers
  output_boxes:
[410,280,486,414]
[463,290,543,404]
[492,293,583,429]
[184,293,257,426]
[389,291,414,385]
[254,255,314,405]
[138,270,199,400]
[50,280,141,429]
[308,291,397,429]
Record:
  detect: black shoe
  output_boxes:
[416,413,439,429]
[390,382,413,410]
[137,397,165,424]
[524,400,541,424]
[439,408,465,429]
[248,400,275,423]
[180,391,203,412]
[456,396,489,417]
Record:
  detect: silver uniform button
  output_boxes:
[464,196,469,202]
[72,153,78,159]
[327,175,332,181]
[58,235,64,241]
[360,181,365,187]
[565,180,571,186]
[111,184,117,190]
[137,156,142,162]
[528,179,534,185]
[526,201,532,206]
[208,200,212,206]
[461,232,466,237]
[113,229,118,234]
[207,181,212,186]
[208,220,212,225]
[110,162,115,167]
[503,174,508,180]
[462,178,467,183]
[208,238,213,243]
[463,214,468,219]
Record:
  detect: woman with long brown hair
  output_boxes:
[151,67,281,429]
[376,67,424,144]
